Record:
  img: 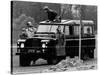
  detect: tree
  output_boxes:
[61,4,72,19]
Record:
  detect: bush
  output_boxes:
[12,14,37,43]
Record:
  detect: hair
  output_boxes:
[43,6,49,11]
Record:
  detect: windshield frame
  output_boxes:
[37,24,64,33]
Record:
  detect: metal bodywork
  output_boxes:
[16,20,95,66]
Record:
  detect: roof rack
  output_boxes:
[39,20,94,25]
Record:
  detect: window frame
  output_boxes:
[83,25,93,35]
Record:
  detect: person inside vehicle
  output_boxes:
[25,22,37,38]
[43,6,57,22]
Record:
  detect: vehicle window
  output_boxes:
[83,26,92,34]
[74,26,79,35]
[65,26,79,36]
[50,25,64,33]
[65,26,69,35]
[37,25,64,33]
[60,26,64,33]
[37,25,51,32]
[50,25,58,32]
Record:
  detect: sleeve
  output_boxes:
[53,11,57,16]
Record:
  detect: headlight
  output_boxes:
[42,44,46,48]
[20,43,24,48]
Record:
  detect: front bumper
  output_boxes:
[16,48,48,55]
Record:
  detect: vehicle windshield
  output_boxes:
[37,25,64,33]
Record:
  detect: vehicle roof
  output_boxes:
[39,20,94,26]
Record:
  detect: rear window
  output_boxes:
[83,26,92,34]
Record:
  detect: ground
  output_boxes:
[12,44,97,74]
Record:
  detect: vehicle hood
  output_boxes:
[32,36,57,40]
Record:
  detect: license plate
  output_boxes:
[36,50,41,53]
[28,49,35,53]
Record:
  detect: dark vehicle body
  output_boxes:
[16,20,96,66]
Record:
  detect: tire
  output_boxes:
[47,58,58,65]
[89,49,94,58]
[82,54,89,60]
[19,54,31,66]
[47,59,52,65]
[52,59,59,65]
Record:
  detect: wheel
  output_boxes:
[47,58,58,65]
[82,54,89,60]
[47,59,52,65]
[19,54,31,66]
[52,59,59,65]
[89,49,94,58]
